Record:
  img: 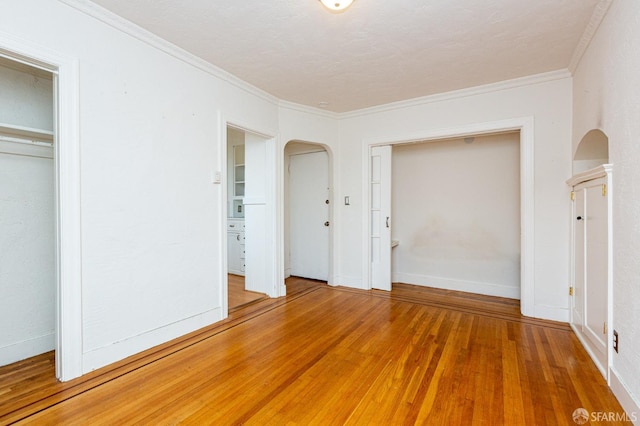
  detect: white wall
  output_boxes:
[1,0,279,373]
[392,133,520,299]
[338,74,573,321]
[0,61,53,130]
[572,0,640,415]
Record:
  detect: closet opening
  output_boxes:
[0,56,56,370]
[391,132,521,300]
[364,117,535,316]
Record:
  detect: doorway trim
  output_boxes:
[361,117,535,317]
[0,34,82,380]
[283,141,335,285]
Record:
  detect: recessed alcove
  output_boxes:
[573,129,609,174]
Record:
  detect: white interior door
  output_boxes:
[370,146,391,291]
[571,188,585,328]
[289,151,329,281]
[583,179,608,368]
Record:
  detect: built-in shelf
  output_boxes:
[0,123,54,143]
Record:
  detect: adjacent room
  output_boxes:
[1,0,639,423]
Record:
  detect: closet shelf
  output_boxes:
[0,123,54,143]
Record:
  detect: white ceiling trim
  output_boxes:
[278,100,340,120]
[568,0,613,73]
[340,69,572,120]
[57,0,279,107]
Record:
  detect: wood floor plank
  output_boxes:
[0,280,630,425]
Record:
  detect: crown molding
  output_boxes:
[278,100,341,120]
[568,0,613,73]
[339,69,572,120]
[57,0,279,107]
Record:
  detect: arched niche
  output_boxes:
[573,129,609,174]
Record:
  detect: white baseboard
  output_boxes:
[533,304,569,322]
[0,332,55,367]
[393,272,520,299]
[284,268,291,279]
[610,367,640,425]
[82,307,224,373]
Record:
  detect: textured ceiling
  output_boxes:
[89,0,601,112]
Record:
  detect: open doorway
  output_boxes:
[391,132,521,299]
[364,117,535,316]
[225,127,267,310]
[224,124,282,310]
[284,141,332,283]
[0,58,56,367]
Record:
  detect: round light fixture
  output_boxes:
[319,0,355,12]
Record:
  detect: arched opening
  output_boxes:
[573,129,609,174]
[284,141,334,284]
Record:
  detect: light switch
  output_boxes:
[345,196,350,205]
[212,171,222,184]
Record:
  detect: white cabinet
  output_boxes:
[227,219,245,276]
[228,142,245,219]
[567,164,612,382]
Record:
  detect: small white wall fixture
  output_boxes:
[362,117,535,317]
[0,33,82,381]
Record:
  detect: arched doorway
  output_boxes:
[284,141,333,283]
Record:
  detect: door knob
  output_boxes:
[577,216,583,220]
[324,221,330,227]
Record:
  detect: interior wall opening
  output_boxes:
[391,131,521,299]
[284,141,332,284]
[225,126,269,311]
[573,129,609,174]
[221,123,284,311]
[0,56,56,368]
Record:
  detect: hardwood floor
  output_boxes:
[0,279,629,425]
[227,274,267,311]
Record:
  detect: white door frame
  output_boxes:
[362,117,535,317]
[0,35,82,380]
[219,116,281,318]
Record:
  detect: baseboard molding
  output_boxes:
[570,323,608,380]
[393,272,520,299]
[610,367,640,425]
[533,304,569,323]
[0,332,55,367]
[82,307,224,373]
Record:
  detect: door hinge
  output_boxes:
[570,191,575,201]
[569,286,574,296]
[603,322,607,334]
[602,184,607,196]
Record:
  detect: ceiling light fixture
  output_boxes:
[319,0,355,13]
